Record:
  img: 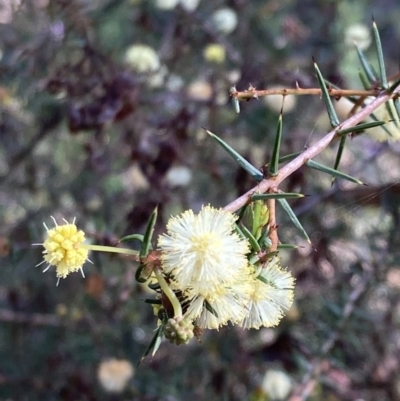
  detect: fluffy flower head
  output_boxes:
[40,217,88,280]
[158,205,249,297]
[242,257,295,329]
[185,274,252,329]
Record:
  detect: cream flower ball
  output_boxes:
[263,85,297,114]
[180,0,201,12]
[158,205,250,297]
[154,0,179,10]
[97,359,134,393]
[124,44,160,73]
[211,8,238,34]
[345,23,371,50]
[261,369,293,400]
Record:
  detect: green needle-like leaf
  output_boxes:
[251,193,305,200]
[277,198,311,244]
[372,20,387,88]
[393,98,400,122]
[278,151,303,164]
[389,78,400,93]
[257,274,274,286]
[230,86,240,114]
[314,60,340,127]
[232,97,240,114]
[263,151,303,168]
[240,224,261,252]
[368,110,393,137]
[356,45,377,84]
[235,204,248,223]
[331,135,346,185]
[234,224,247,241]
[269,113,283,176]
[135,264,149,283]
[144,299,162,304]
[205,129,263,182]
[258,228,271,248]
[358,70,371,90]
[151,318,167,358]
[140,207,158,259]
[306,159,364,185]
[140,315,167,363]
[148,282,161,291]
[337,121,386,136]
[385,100,399,128]
[119,234,144,243]
[204,300,219,317]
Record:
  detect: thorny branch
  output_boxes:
[224,85,400,213]
[232,86,380,101]
[231,71,400,101]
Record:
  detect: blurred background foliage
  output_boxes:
[1,0,400,400]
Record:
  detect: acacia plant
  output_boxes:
[33,20,400,364]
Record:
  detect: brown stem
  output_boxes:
[224,86,400,213]
[267,197,279,252]
[233,87,380,101]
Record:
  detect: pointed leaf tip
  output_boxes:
[251,193,305,200]
[277,198,312,244]
[306,159,364,185]
[269,113,283,177]
[314,62,340,127]
[207,128,264,181]
[372,20,387,88]
[140,207,158,259]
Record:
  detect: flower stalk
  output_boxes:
[153,266,182,317]
[80,243,139,258]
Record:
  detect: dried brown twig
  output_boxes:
[232,86,379,101]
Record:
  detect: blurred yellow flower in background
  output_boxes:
[203,43,226,64]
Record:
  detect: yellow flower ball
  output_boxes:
[203,43,226,64]
[39,217,89,281]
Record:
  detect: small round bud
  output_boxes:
[164,316,195,345]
